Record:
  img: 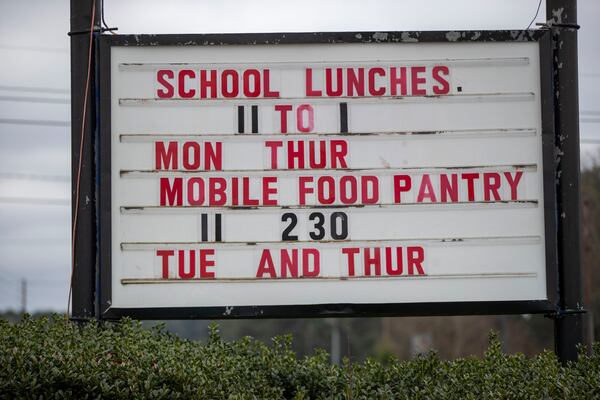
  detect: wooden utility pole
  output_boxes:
[20,278,27,314]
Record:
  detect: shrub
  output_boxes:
[1,315,599,399]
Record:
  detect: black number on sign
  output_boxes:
[330,212,348,240]
[309,212,326,240]
[201,213,222,242]
[308,212,348,240]
[281,213,298,241]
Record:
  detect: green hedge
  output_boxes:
[1,316,599,399]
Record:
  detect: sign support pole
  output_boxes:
[69,0,99,321]
[546,0,586,364]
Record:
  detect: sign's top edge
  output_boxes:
[101,30,549,46]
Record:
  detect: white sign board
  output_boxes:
[100,32,555,318]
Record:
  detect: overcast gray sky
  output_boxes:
[0,0,598,312]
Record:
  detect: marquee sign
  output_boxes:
[98,31,556,319]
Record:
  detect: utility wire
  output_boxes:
[0,95,70,105]
[0,85,69,95]
[581,117,600,124]
[0,274,68,285]
[0,237,70,244]
[0,197,69,206]
[100,0,117,34]
[0,45,68,54]
[0,118,70,127]
[0,172,69,182]
[526,0,543,30]
[101,0,110,30]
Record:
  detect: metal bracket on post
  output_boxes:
[545,307,586,320]
[536,22,580,30]
[68,26,118,36]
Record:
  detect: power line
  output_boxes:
[0,237,70,244]
[526,0,543,30]
[0,118,70,127]
[0,197,69,206]
[0,85,69,95]
[581,138,600,144]
[0,274,68,285]
[581,111,600,116]
[0,172,70,182]
[581,117,600,124]
[0,44,68,54]
[0,95,69,105]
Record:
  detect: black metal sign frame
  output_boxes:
[96,30,557,320]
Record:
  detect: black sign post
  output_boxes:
[69,0,98,321]
[546,0,586,364]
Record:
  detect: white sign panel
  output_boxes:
[101,32,554,317]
